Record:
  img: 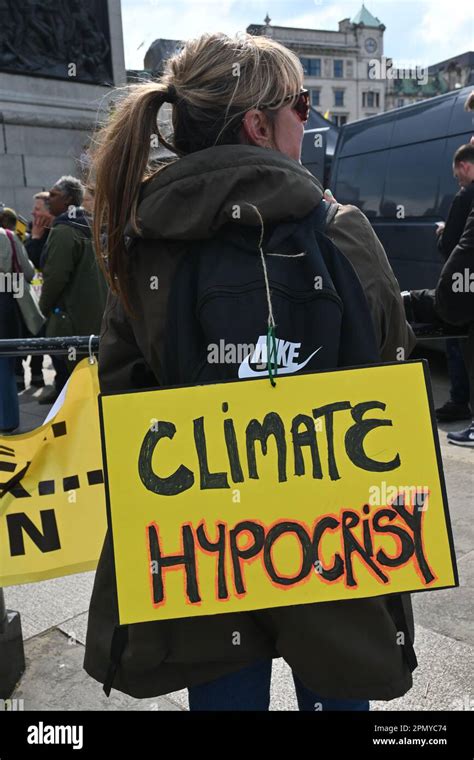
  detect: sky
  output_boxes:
[121,0,473,71]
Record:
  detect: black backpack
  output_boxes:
[161,199,380,386]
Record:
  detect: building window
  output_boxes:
[300,57,321,76]
[334,59,344,78]
[362,91,380,108]
[311,89,321,107]
[333,114,348,127]
[334,89,345,107]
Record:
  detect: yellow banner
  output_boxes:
[0,359,107,587]
[99,360,458,625]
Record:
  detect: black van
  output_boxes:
[328,87,473,290]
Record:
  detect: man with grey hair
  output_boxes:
[45,175,84,221]
[38,174,107,404]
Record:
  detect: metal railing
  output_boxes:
[411,324,469,340]
[0,335,100,358]
[0,323,469,360]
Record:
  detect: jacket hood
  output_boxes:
[130,145,324,242]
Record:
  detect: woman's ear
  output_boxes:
[241,110,273,148]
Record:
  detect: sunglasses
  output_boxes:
[262,88,310,123]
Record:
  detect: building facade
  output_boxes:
[384,73,449,111]
[384,52,474,111]
[247,5,386,125]
[143,10,473,129]
[429,52,474,91]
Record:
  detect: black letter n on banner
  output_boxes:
[6,510,61,556]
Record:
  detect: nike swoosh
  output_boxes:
[238,347,322,379]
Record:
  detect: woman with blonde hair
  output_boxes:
[84,32,416,711]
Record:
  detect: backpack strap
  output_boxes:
[312,198,339,234]
[5,229,21,274]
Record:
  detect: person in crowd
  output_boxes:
[0,207,18,232]
[15,191,55,392]
[409,206,474,447]
[0,207,40,392]
[84,32,416,711]
[438,206,474,446]
[437,145,474,258]
[38,176,108,405]
[25,191,53,269]
[0,209,35,432]
[434,143,474,422]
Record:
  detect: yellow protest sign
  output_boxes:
[0,358,107,587]
[99,360,458,625]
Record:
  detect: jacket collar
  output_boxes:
[53,207,92,237]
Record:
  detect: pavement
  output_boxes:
[3,351,474,711]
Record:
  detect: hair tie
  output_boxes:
[166,84,178,104]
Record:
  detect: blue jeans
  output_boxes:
[188,659,370,711]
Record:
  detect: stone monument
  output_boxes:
[0,0,126,216]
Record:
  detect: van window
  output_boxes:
[381,141,442,217]
[333,152,388,217]
[337,115,395,157]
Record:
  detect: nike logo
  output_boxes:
[238,335,322,379]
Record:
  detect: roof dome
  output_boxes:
[351,4,382,27]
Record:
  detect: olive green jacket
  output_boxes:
[84,145,416,702]
[40,210,108,339]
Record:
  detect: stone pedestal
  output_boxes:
[0,592,25,699]
[0,0,126,217]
